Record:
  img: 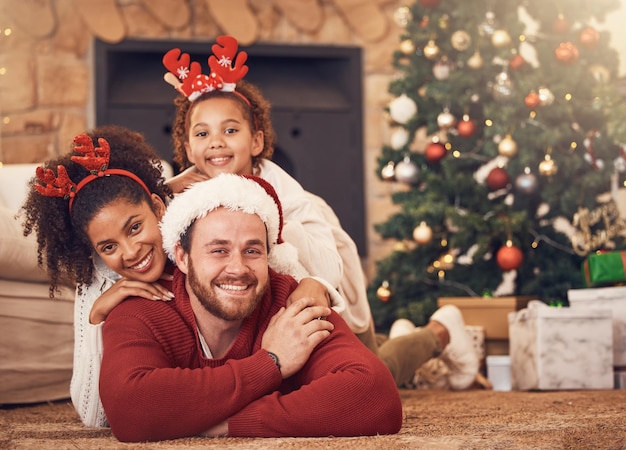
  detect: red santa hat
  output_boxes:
[160,173,307,279]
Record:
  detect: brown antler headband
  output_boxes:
[36,134,152,213]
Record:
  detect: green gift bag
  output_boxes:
[582,251,626,286]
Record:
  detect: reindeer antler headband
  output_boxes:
[35,134,151,213]
[162,35,249,103]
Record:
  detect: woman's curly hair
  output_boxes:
[21,125,173,297]
[171,80,275,171]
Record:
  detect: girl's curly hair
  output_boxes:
[21,125,173,297]
[171,80,275,171]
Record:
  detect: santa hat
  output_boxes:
[160,173,308,279]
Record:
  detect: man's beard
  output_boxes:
[186,257,266,321]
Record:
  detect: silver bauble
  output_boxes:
[394,156,420,184]
[515,168,538,194]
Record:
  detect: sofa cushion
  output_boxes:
[0,206,49,282]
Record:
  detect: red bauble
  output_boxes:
[496,244,524,271]
[552,15,569,34]
[579,26,600,49]
[555,42,579,64]
[486,167,510,190]
[525,91,540,109]
[425,142,447,163]
[457,118,477,137]
[419,0,441,7]
[509,54,525,71]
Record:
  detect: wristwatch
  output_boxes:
[267,351,281,371]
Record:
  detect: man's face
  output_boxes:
[176,207,269,321]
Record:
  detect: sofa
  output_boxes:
[0,161,173,405]
[0,163,75,404]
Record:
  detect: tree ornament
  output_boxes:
[555,42,579,64]
[413,221,433,244]
[457,114,476,137]
[491,29,512,48]
[525,90,540,109]
[389,94,418,124]
[486,167,510,190]
[498,134,518,157]
[451,30,471,51]
[538,153,558,177]
[400,39,416,56]
[496,240,524,271]
[432,56,452,80]
[376,280,391,302]
[515,167,538,195]
[423,39,440,60]
[425,141,447,164]
[381,161,395,180]
[589,64,611,83]
[552,13,569,34]
[436,108,456,129]
[509,54,525,70]
[419,0,441,7]
[492,69,514,101]
[395,155,420,184]
[579,26,600,49]
[390,128,410,150]
[467,50,483,70]
[478,10,496,36]
[538,86,555,106]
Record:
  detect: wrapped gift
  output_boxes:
[568,286,626,367]
[508,301,613,390]
[582,250,626,286]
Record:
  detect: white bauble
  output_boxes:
[390,128,410,149]
[389,94,418,124]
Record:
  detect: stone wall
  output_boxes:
[0,0,405,279]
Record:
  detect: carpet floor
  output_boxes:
[1,389,625,449]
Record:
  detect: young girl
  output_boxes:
[164,36,378,352]
[21,125,337,428]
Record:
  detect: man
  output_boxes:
[99,174,403,442]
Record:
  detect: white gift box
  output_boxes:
[568,286,626,367]
[508,301,614,390]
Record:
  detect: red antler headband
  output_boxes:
[162,35,249,102]
[35,134,152,214]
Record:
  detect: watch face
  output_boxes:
[268,351,280,370]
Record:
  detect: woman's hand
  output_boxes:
[287,277,331,309]
[89,274,174,324]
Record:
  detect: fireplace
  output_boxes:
[94,39,365,255]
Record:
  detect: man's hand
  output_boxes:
[261,297,333,378]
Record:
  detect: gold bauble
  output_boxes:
[423,39,440,60]
[467,50,483,70]
[381,161,395,180]
[451,30,471,51]
[413,221,433,244]
[538,154,558,176]
[498,134,518,157]
[376,281,392,302]
[400,39,416,55]
[491,29,512,48]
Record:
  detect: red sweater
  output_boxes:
[100,267,402,442]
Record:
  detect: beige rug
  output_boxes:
[2,389,625,449]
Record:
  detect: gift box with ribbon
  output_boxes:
[582,250,626,287]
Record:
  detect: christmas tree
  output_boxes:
[369,0,626,331]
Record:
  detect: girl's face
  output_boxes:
[85,194,167,283]
[185,96,264,177]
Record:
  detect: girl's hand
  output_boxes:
[287,277,331,309]
[88,278,175,324]
[165,166,209,194]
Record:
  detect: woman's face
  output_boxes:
[85,194,167,282]
[185,96,264,178]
